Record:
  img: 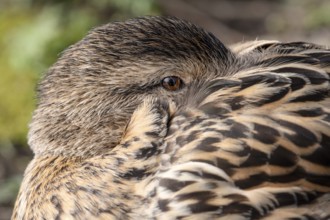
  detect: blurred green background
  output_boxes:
[0,0,329,219]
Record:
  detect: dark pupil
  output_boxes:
[167,77,176,86]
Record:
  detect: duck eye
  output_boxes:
[161,76,183,91]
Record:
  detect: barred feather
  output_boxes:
[151,41,330,219]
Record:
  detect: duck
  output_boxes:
[13,16,330,219]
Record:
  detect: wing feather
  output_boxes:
[153,41,330,219]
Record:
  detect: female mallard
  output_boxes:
[13,16,330,219]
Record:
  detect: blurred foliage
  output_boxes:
[265,0,330,34]
[304,1,330,28]
[0,0,159,216]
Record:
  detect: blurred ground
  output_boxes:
[159,0,330,45]
[0,0,329,219]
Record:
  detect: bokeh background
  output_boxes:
[0,0,329,219]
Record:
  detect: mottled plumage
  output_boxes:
[13,17,330,220]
